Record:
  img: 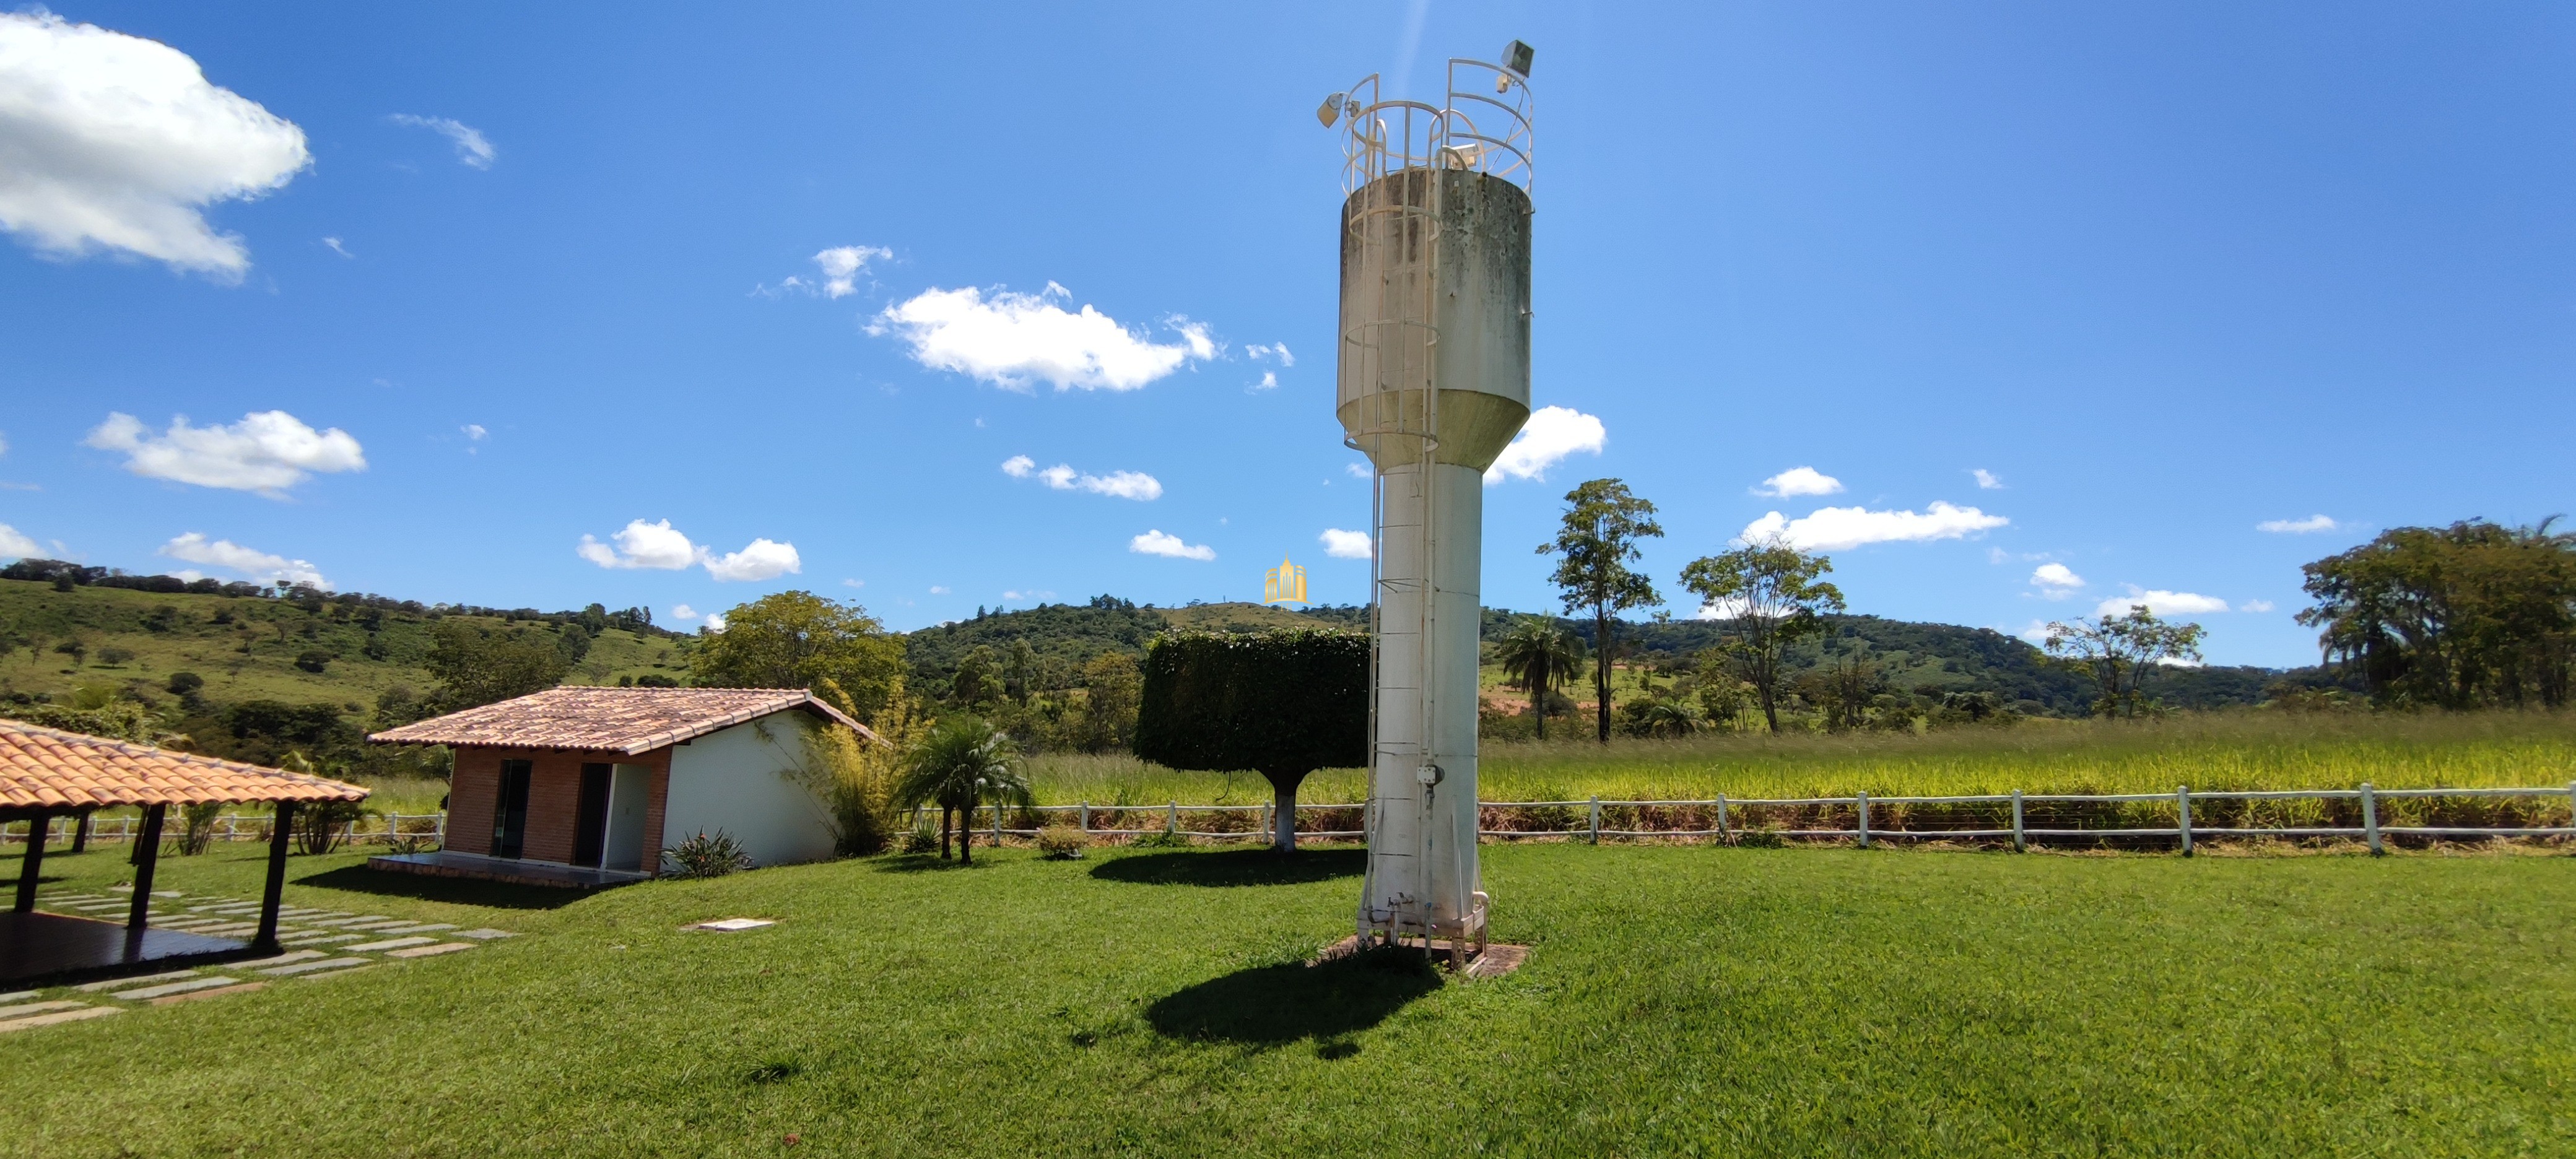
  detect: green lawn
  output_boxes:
[2,840,2568,1156]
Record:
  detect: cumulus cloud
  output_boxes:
[0,11,310,278]
[577,518,698,570]
[2242,599,2277,613]
[928,585,951,595]
[1320,528,1373,559]
[1346,462,1372,480]
[462,423,487,441]
[159,532,326,588]
[85,410,365,495]
[0,523,38,558]
[1740,501,2007,552]
[321,236,352,258]
[1246,342,1295,367]
[1972,469,2004,490]
[1001,454,1161,500]
[703,538,800,582]
[1250,371,1278,391]
[2258,514,2339,534]
[1484,406,1606,484]
[811,245,890,298]
[577,518,800,581]
[1130,529,1215,561]
[1755,467,1843,498]
[871,284,1216,391]
[2094,588,2229,618]
[2030,562,2084,597]
[388,114,494,168]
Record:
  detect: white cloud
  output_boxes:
[1320,528,1373,559]
[577,518,698,570]
[0,523,38,558]
[703,612,725,632]
[702,538,800,582]
[812,245,890,298]
[841,578,864,589]
[929,585,951,595]
[388,115,494,168]
[671,603,702,620]
[1001,589,1055,601]
[1130,529,1216,561]
[159,532,326,589]
[2030,563,2084,597]
[1694,596,1761,621]
[1755,467,1844,498]
[1346,462,1372,480]
[1484,406,1606,484]
[0,430,7,456]
[1250,371,1278,391]
[2094,588,2229,618]
[462,423,487,440]
[1246,342,1295,367]
[85,410,365,495]
[321,236,352,258]
[1001,454,1162,500]
[1740,501,2008,552]
[2258,514,2339,534]
[871,285,1215,392]
[1972,469,2004,490]
[2242,599,2277,613]
[0,12,310,279]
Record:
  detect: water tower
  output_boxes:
[1321,43,1534,961]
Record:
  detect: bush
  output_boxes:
[1735,827,1786,849]
[166,672,203,697]
[294,649,333,674]
[902,824,941,854]
[664,829,754,878]
[175,802,222,856]
[98,646,136,667]
[1129,829,1187,849]
[1035,825,1089,859]
[293,799,370,856]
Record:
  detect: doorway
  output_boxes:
[603,765,649,872]
[573,763,612,868]
[492,759,532,859]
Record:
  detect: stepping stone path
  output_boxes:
[14,887,515,1030]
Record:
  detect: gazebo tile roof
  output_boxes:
[0,721,371,811]
[366,686,872,754]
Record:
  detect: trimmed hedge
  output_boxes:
[1133,628,1367,784]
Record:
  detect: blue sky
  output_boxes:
[2,2,2570,666]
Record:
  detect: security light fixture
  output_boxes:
[1317,92,1347,128]
[1500,39,1534,79]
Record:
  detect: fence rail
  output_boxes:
[0,813,448,847]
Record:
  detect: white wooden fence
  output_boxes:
[0,813,447,846]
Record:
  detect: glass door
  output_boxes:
[572,763,612,868]
[492,759,532,859]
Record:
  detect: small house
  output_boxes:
[367,687,875,886]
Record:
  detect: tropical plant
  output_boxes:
[1494,615,1588,740]
[1035,825,1089,859]
[2044,606,2207,718]
[175,801,223,856]
[798,674,923,856]
[1679,538,1846,733]
[1539,479,1664,742]
[893,716,1030,866]
[664,829,754,878]
[1131,629,1367,853]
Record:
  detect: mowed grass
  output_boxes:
[1027,710,2576,805]
[2,840,2569,1156]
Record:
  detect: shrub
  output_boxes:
[97,646,136,667]
[166,672,203,697]
[175,802,223,856]
[1129,829,1187,849]
[1035,825,1089,859]
[294,649,333,674]
[1735,827,1786,849]
[294,799,371,856]
[664,829,754,878]
[902,823,941,854]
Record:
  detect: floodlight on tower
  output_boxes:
[1323,41,1534,966]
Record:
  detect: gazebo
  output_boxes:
[0,719,370,986]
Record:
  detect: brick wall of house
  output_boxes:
[639,752,670,874]
[445,745,672,872]
[447,747,499,856]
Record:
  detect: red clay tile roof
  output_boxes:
[365,687,877,754]
[0,720,371,812]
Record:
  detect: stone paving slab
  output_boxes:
[0,991,35,1004]
[365,922,457,935]
[0,1007,119,1033]
[386,943,476,959]
[235,951,324,970]
[259,957,371,976]
[280,933,360,947]
[302,916,393,927]
[75,970,198,993]
[0,1001,89,1019]
[341,919,420,931]
[191,924,263,937]
[297,966,375,981]
[451,929,518,940]
[347,937,439,952]
[118,977,241,1001]
[150,983,266,1005]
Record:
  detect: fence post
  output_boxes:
[1856,792,1871,849]
[991,804,1001,843]
[1167,801,1178,835]
[2177,785,2193,857]
[1587,796,1600,844]
[1079,802,1089,833]
[2360,782,2382,854]
[1715,793,1729,841]
[2011,789,2025,853]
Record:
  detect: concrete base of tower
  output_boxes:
[1315,932,1529,979]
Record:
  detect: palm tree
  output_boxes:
[1494,616,1588,740]
[894,716,1031,865]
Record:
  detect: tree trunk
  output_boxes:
[940,805,952,859]
[1533,670,1546,740]
[1760,685,1781,734]
[1595,609,1614,743]
[959,802,973,865]
[1264,773,1304,854]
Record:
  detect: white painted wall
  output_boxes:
[661,713,836,870]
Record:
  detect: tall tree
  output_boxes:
[893,716,1029,865]
[1492,615,1586,740]
[425,620,569,711]
[1677,539,1845,733]
[2296,519,2576,709]
[1539,479,1664,743]
[689,591,905,723]
[2043,606,2207,717]
[1132,630,1367,853]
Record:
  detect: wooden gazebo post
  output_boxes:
[12,808,52,912]
[250,803,298,954]
[123,804,168,942]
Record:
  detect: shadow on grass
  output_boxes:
[292,865,586,911]
[1089,848,1365,888]
[872,853,990,874]
[1146,945,1439,1046]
